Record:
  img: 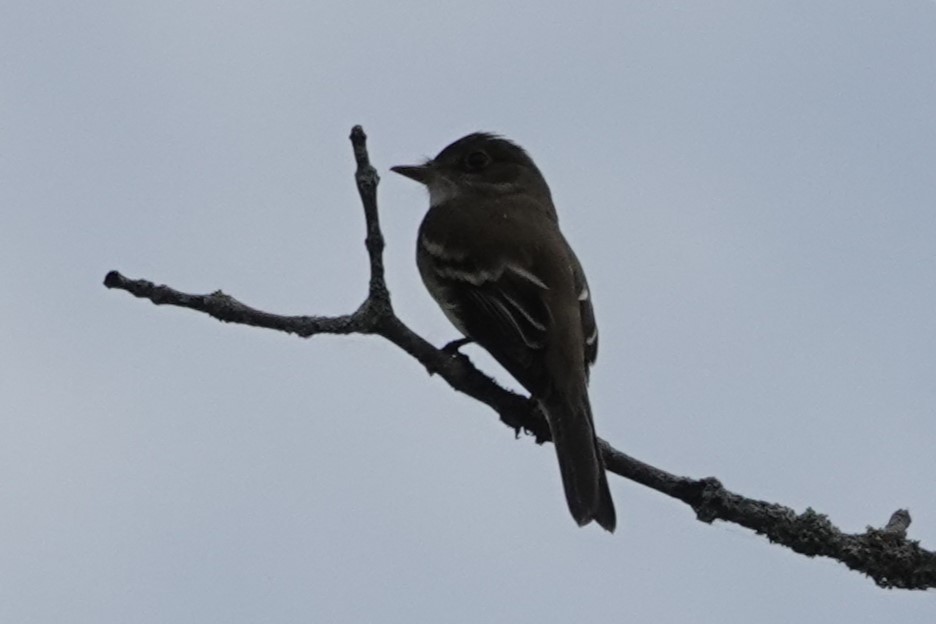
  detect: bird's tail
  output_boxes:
[540,392,616,532]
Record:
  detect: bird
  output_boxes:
[391,133,616,531]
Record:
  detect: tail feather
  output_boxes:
[593,456,616,532]
[540,393,616,532]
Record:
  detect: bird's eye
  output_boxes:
[464,150,491,171]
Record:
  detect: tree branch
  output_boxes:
[103,125,935,590]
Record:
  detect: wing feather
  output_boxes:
[419,239,552,390]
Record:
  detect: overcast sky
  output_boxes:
[3,1,935,622]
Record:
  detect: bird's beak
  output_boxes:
[390,163,433,185]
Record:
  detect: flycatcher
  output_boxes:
[391,133,616,531]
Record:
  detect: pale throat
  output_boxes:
[427,179,520,207]
[427,180,460,207]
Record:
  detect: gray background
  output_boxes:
[3,1,935,622]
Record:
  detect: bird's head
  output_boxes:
[391,133,552,208]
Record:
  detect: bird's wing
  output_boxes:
[569,249,598,373]
[418,238,552,392]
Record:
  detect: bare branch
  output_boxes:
[104,125,936,590]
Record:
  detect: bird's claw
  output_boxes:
[442,337,473,355]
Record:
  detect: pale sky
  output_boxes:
[3,1,935,622]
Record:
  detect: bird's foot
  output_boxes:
[442,337,473,355]
[426,338,474,377]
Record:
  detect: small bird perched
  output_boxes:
[391,133,616,531]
